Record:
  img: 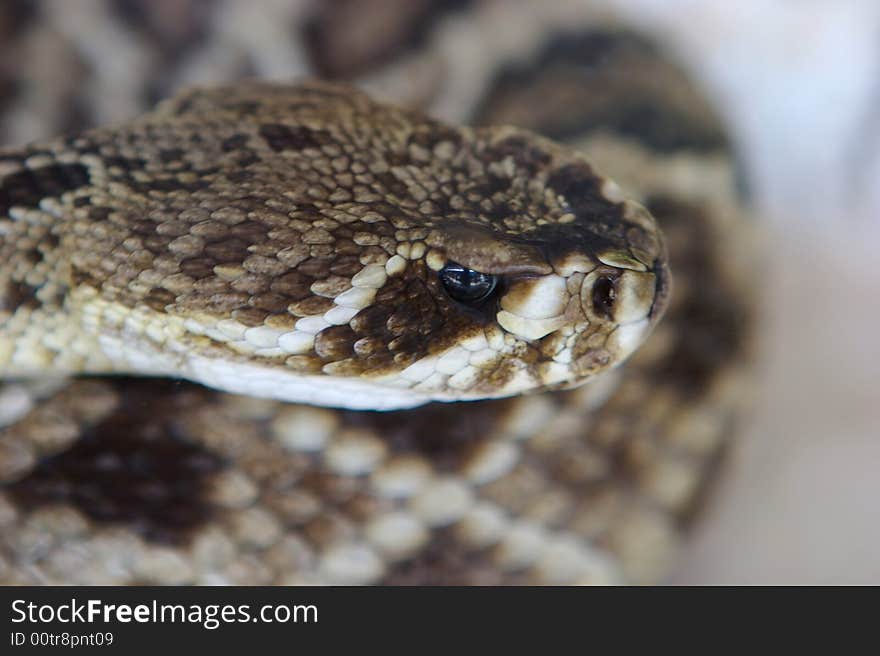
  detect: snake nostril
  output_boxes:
[592,275,616,319]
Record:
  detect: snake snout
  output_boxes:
[581,264,662,327]
[564,253,671,380]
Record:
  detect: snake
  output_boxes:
[0,1,754,584]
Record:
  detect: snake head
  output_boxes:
[353,125,672,407]
[28,82,669,410]
[383,146,671,403]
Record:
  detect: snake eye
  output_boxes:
[439,262,497,304]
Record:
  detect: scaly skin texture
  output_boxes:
[0,81,668,410]
[0,6,755,584]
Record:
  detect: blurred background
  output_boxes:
[1,0,878,583]
[607,0,880,584]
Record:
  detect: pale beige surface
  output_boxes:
[609,0,880,583]
[673,223,880,583]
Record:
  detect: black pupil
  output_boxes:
[591,276,616,318]
[439,263,497,304]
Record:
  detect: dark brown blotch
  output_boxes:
[408,122,463,152]
[6,379,224,546]
[0,163,90,216]
[473,29,728,154]
[546,163,620,225]
[143,287,177,311]
[379,528,506,585]
[288,295,334,317]
[269,270,313,300]
[158,148,185,163]
[302,0,474,79]
[329,255,363,277]
[248,292,291,313]
[343,398,513,471]
[204,237,251,263]
[231,307,270,326]
[179,257,216,279]
[1,279,40,311]
[228,219,269,241]
[486,135,551,175]
[259,123,333,153]
[221,134,250,152]
[350,304,391,334]
[297,257,333,279]
[314,325,357,360]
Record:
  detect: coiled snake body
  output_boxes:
[0,5,754,584]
